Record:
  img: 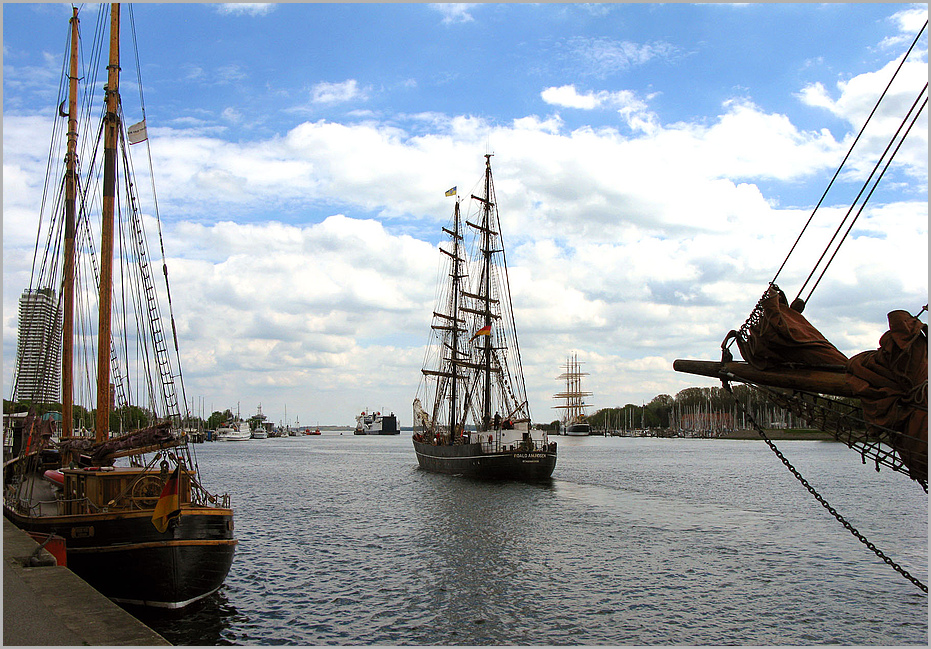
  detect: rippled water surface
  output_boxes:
[136,434,927,645]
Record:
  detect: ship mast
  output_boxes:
[96,3,120,442]
[62,6,79,441]
[480,154,493,429]
[449,200,462,439]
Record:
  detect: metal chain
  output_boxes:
[723,383,928,594]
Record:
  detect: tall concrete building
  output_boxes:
[14,288,62,404]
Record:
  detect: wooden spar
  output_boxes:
[672,359,857,398]
[449,200,461,437]
[480,154,493,429]
[96,3,120,443]
[62,6,79,441]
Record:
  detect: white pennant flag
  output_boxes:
[127,119,148,145]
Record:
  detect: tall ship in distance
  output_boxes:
[554,353,593,435]
[3,4,235,610]
[412,155,557,479]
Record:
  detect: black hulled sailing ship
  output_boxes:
[3,4,235,610]
[412,155,557,479]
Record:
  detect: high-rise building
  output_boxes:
[14,288,62,404]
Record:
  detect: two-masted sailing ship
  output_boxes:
[554,353,593,435]
[412,155,557,479]
[3,4,236,609]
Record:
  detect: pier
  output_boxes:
[3,517,170,646]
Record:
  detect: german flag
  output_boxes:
[470,324,492,341]
[151,465,182,533]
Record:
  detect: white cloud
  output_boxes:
[430,3,477,25]
[562,36,679,78]
[3,10,926,424]
[541,85,659,133]
[311,79,367,105]
[216,4,274,17]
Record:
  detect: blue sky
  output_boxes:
[3,3,928,427]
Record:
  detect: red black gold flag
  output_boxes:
[151,465,182,533]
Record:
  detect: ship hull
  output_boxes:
[412,439,556,480]
[3,506,236,609]
[565,423,592,436]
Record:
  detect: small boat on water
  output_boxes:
[216,419,252,442]
[554,353,593,436]
[3,4,235,610]
[251,404,268,438]
[354,411,400,435]
[412,156,556,479]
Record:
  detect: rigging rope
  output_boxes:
[126,4,191,425]
[803,90,928,303]
[768,20,928,304]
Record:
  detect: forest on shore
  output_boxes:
[542,384,852,439]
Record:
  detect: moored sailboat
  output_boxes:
[3,4,235,610]
[412,156,556,479]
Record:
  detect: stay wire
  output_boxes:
[804,90,928,303]
[127,5,191,424]
[771,19,927,292]
[722,382,928,594]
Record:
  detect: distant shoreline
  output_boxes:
[717,429,837,441]
[576,429,839,441]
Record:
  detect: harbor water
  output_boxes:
[137,434,927,645]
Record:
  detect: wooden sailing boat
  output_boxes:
[3,4,236,609]
[554,353,593,435]
[412,155,557,479]
[674,23,928,492]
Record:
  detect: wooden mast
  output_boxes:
[481,153,493,430]
[96,3,120,442]
[62,6,79,441]
[449,200,461,440]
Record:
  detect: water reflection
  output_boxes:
[128,589,242,645]
[133,435,926,646]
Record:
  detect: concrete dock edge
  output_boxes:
[3,516,171,646]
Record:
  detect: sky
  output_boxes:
[3,2,928,428]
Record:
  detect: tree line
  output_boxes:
[542,384,859,434]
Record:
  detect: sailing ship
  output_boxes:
[3,4,236,609]
[354,411,400,435]
[674,23,928,493]
[412,155,557,479]
[554,353,593,435]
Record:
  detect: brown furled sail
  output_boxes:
[846,309,928,483]
[676,286,927,487]
[724,284,849,371]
